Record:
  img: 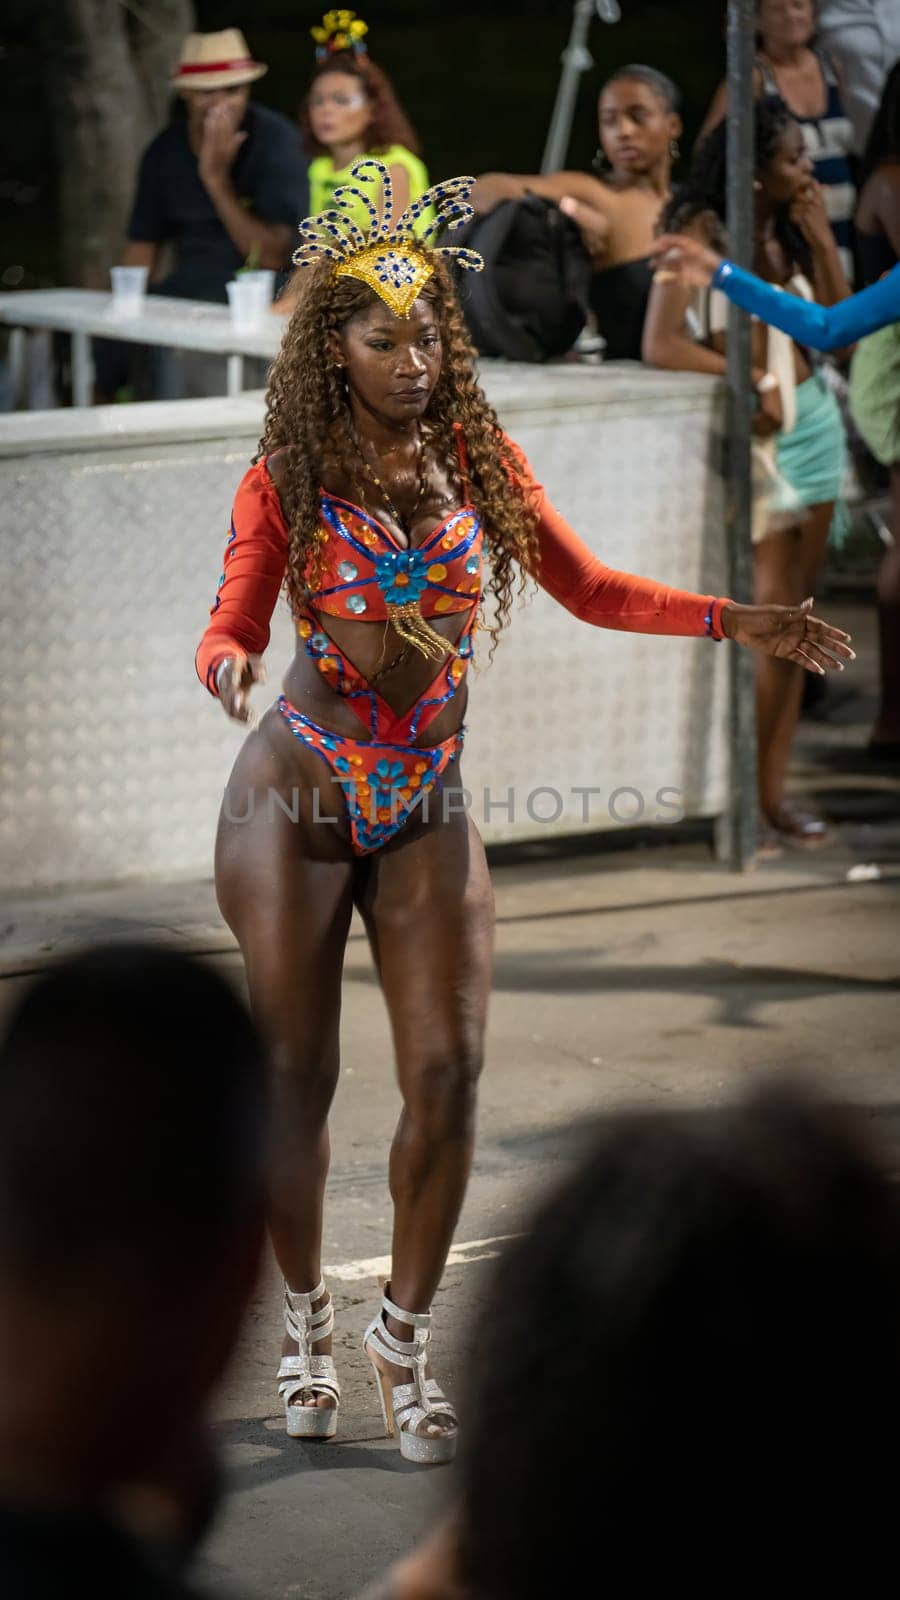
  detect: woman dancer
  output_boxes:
[196,161,853,1464]
[700,0,856,279]
[643,99,851,845]
[472,65,682,361]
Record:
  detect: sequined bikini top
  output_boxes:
[306,494,484,623]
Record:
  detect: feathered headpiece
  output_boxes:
[311,9,369,60]
[291,157,484,318]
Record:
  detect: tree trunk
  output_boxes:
[37,0,194,288]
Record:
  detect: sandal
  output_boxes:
[277,1279,340,1439]
[765,807,830,846]
[363,1287,458,1464]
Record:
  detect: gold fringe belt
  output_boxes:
[386,601,459,662]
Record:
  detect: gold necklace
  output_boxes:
[348,424,458,665]
[351,425,428,537]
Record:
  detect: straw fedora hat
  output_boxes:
[172,29,268,91]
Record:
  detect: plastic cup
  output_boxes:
[109,265,148,317]
[227,277,265,333]
[240,269,276,307]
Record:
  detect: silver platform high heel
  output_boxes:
[277,1280,340,1439]
[363,1286,457,1464]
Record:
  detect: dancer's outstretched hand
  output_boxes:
[721,597,854,674]
[650,233,724,287]
[216,653,267,724]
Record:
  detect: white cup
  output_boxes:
[239,269,276,306]
[226,277,266,333]
[109,265,148,317]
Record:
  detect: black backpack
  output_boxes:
[451,194,592,363]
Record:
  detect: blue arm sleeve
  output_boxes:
[712,260,900,352]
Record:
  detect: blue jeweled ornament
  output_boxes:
[373,250,417,288]
[346,593,368,615]
[375,548,429,605]
[367,759,406,799]
[465,553,480,574]
[338,560,359,582]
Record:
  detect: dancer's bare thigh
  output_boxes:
[215,706,356,1051]
[357,780,495,1090]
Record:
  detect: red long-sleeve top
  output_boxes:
[196,434,729,695]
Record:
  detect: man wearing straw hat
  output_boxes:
[122,28,308,304]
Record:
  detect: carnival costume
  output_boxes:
[197,159,729,857]
[196,159,734,1458]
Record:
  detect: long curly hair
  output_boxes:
[300,53,422,158]
[256,258,540,654]
[659,96,813,278]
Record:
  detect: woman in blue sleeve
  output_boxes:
[643,99,854,844]
[649,234,899,349]
[651,61,900,347]
[651,157,900,762]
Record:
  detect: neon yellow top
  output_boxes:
[308,144,435,236]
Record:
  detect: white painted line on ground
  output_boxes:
[324,1233,520,1283]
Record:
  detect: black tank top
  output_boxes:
[857,228,897,288]
[589,257,654,361]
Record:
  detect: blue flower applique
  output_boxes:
[375,548,429,606]
[367,759,406,801]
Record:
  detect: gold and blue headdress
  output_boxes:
[291,158,484,318]
[311,9,369,60]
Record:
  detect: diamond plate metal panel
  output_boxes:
[0,376,727,891]
[461,398,728,842]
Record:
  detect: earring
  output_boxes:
[591,146,609,174]
[669,137,680,161]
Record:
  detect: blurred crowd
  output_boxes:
[102,3,900,363]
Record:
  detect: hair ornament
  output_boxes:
[291,157,484,316]
[311,9,369,61]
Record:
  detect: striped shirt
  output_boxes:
[758,51,856,283]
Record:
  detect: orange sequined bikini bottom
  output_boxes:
[277,695,465,855]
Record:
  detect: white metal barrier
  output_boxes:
[0,362,728,892]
